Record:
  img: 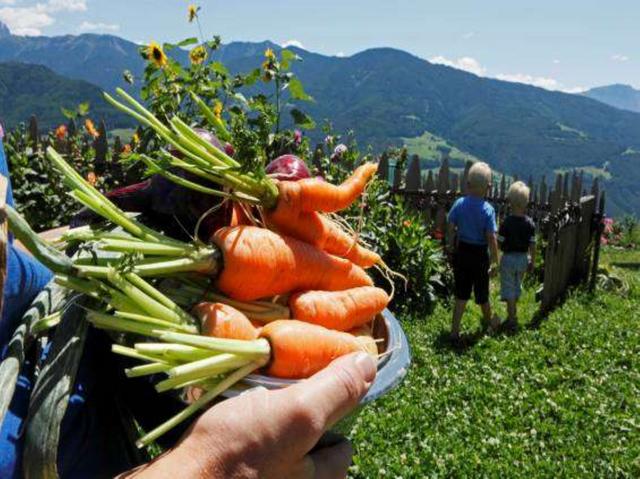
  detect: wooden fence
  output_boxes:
[23,115,129,174]
[383,154,606,312]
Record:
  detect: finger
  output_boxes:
[293,352,376,429]
[308,439,353,479]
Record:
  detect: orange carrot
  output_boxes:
[276,163,378,213]
[260,320,370,379]
[192,302,258,340]
[212,226,373,301]
[289,286,389,331]
[265,205,380,268]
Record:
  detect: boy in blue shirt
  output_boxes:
[446,162,500,342]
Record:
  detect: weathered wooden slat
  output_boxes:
[540,176,547,206]
[462,161,472,195]
[406,155,422,191]
[425,170,435,192]
[438,157,450,192]
[562,173,570,202]
[28,115,39,149]
[378,153,389,181]
[392,160,403,190]
[451,173,459,193]
[591,178,600,205]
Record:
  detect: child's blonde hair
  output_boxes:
[507,181,530,211]
[467,162,492,194]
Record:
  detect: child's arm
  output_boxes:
[486,231,499,276]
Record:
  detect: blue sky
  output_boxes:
[0,0,637,91]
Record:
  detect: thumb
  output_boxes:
[288,352,377,431]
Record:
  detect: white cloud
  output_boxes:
[611,54,629,62]
[0,0,87,36]
[553,59,561,64]
[0,7,53,35]
[78,21,119,33]
[429,55,486,76]
[461,31,475,40]
[335,51,345,58]
[281,39,304,49]
[45,0,86,12]
[495,73,561,90]
[430,54,582,93]
[563,86,587,94]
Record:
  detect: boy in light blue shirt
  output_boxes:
[446,162,500,342]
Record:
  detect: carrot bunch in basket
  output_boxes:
[5,95,395,445]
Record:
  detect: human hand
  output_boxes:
[123,352,377,478]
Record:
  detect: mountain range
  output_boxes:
[0,22,638,216]
[583,84,640,114]
[0,62,131,129]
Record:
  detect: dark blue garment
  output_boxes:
[447,195,497,246]
[0,139,191,478]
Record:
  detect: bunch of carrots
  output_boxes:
[7,90,394,446]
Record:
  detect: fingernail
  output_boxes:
[353,352,376,383]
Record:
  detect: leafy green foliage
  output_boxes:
[349,252,640,477]
[313,135,448,314]
[5,122,142,230]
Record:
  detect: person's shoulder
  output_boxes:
[482,200,496,214]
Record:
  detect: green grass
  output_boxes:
[554,166,612,180]
[349,250,640,477]
[402,131,480,164]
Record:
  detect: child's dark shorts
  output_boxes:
[453,241,490,304]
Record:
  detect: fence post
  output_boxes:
[406,155,421,191]
[392,160,403,190]
[378,152,389,182]
[94,120,108,175]
[462,161,471,195]
[28,115,39,149]
[589,191,606,292]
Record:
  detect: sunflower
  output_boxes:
[85,119,99,138]
[55,124,67,140]
[213,100,223,120]
[264,48,276,60]
[132,132,140,145]
[189,45,207,65]
[188,4,200,23]
[146,41,168,69]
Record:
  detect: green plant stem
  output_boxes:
[155,353,251,392]
[136,359,266,447]
[112,344,171,364]
[134,343,214,362]
[5,205,76,275]
[29,311,62,336]
[100,238,189,257]
[114,312,197,334]
[190,92,232,142]
[125,362,173,378]
[158,331,271,357]
[47,147,182,246]
[107,270,195,325]
[88,311,167,338]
